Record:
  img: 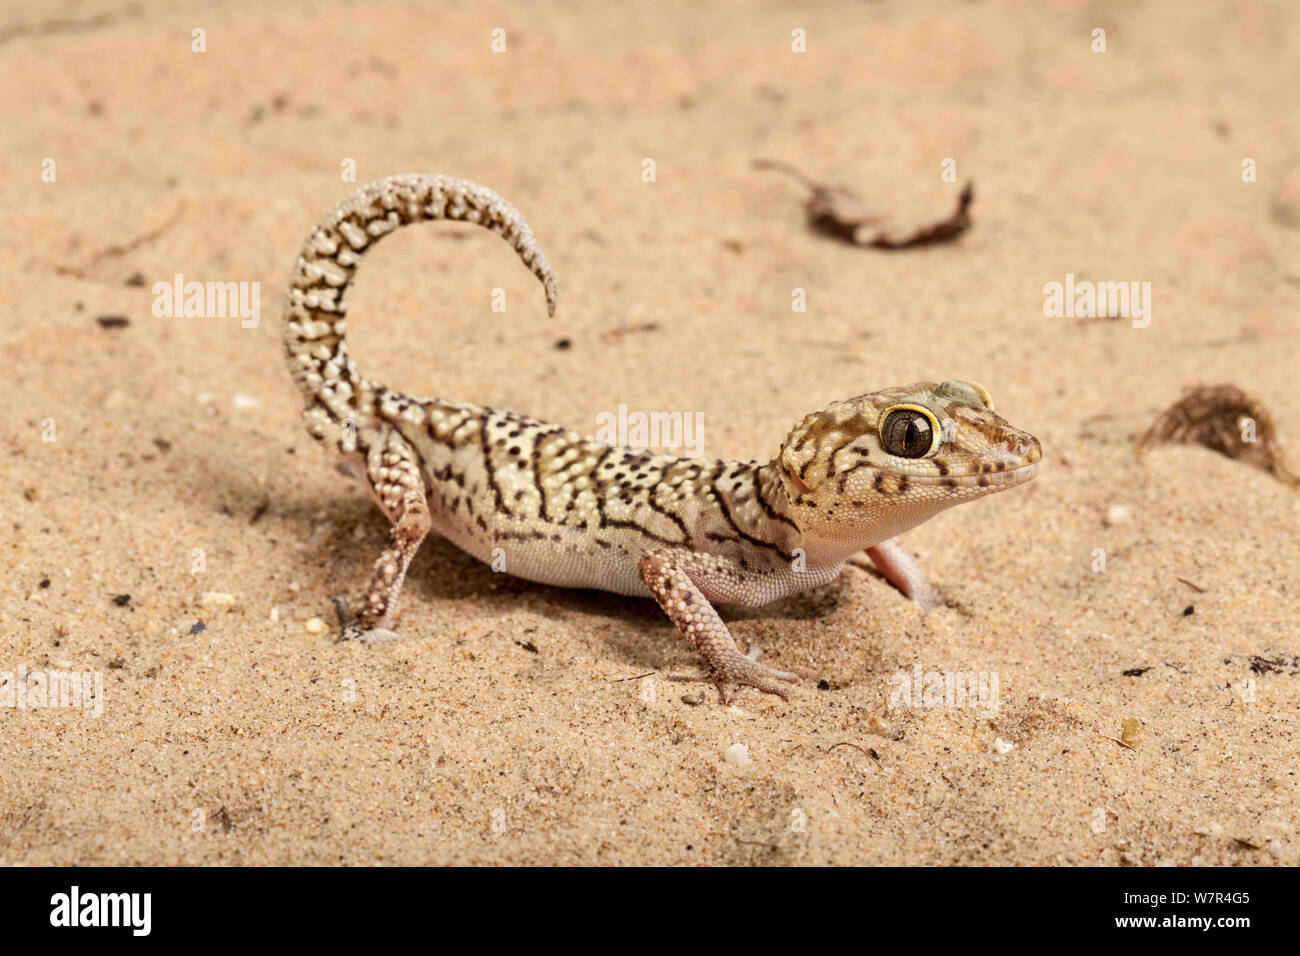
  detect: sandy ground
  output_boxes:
[2,0,1297,865]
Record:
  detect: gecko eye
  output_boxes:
[880,407,939,458]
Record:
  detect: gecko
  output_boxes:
[282,173,1042,703]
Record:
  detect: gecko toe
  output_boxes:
[339,624,403,644]
[331,595,355,628]
[717,653,798,702]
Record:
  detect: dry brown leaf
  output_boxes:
[1138,384,1300,487]
[753,159,974,248]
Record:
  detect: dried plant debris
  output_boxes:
[55,200,187,279]
[599,320,660,343]
[753,159,974,248]
[753,159,878,239]
[1119,717,1142,749]
[1138,385,1299,487]
[1250,655,1300,676]
[1099,718,1142,751]
[1223,653,1300,676]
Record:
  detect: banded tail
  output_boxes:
[282,174,558,439]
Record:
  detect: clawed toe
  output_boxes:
[715,653,798,703]
[331,595,356,628]
[338,624,403,644]
[664,661,797,703]
[332,598,403,643]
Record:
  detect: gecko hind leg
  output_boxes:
[335,429,431,643]
[638,550,798,704]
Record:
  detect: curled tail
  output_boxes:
[283,173,558,439]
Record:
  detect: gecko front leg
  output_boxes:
[335,428,431,642]
[864,539,940,609]
[638,549,799,703]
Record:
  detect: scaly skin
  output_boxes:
[283,174,1042,703]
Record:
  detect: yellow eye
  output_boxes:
[879,405,941,458]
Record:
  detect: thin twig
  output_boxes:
[752,158,817,191]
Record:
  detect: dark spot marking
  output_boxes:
[479,417,508,515]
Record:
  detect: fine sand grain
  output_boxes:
[1,0,1297,865]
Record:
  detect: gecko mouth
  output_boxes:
[889,459,1040,492]
[948,460,1041,490]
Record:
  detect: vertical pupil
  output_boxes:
[884,411,933,457]
[905,418,924,451]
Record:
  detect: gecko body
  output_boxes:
[283,174,1041,702]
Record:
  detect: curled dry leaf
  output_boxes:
[1138,385,1299,487]
[753,159,974,248]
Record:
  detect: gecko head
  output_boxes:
[774,380,1042,547]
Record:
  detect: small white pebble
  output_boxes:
[304,617,326,635]
[993,737,1016,754]
[233,393,259,409]
[199,591,236,610]
[1104,504,1131,526]
[269,607,280,622]
[723,743,752,767]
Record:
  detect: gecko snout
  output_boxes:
[1007,432,1042,462]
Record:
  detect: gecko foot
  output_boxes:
[669,651,798,704]
[339,625,403,644]
[331,596,402,643]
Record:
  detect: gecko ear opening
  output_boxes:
[776,440,817,498]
